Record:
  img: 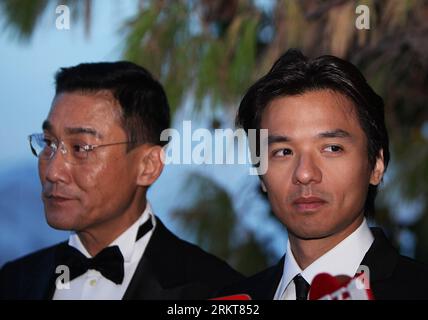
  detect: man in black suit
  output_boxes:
[0,61,242,300]
[221,49,428,300]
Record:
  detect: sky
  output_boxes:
[0,0,285,265]
[0,1,136,169]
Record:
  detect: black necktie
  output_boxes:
[55,218,153,284]
[294,274,310,300]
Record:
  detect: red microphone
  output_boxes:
[210,294,252,300]
[309,273,374,300]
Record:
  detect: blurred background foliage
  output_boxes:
[1,0,427,274]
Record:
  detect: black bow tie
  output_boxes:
[56,245,125,284]
[55,218,153,285]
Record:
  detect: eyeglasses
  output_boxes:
[28,133,134,165]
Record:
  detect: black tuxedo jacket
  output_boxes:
[0,217,243,300]
[220,227,428,300]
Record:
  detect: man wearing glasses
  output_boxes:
[0,61,242,299]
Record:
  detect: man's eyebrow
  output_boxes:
[266,129,352,145]
[65,127,103,139]
[317,129,352,139]
[267,135,291,145]
[41,121,103,139]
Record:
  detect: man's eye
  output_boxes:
[71,144,90,158]
[72,144,85,153]
[324,145,343,153]
[273,148,293,157]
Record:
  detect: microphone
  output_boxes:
[210,294,252,300]
[308,273,374,300]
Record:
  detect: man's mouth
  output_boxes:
[44,193,74,203]
[293,196,327,212]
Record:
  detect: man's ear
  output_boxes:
[369,149,385,186]
[136,145,165,187]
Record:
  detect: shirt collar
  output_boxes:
[69,202,154,263]
[281,218,374,291]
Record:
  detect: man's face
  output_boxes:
[39,91,141,232]
[260,90,384,240]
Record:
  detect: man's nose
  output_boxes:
[40,147,71,184]
[292,153,322,185]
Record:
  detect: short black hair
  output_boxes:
[236,49,390,217]
[55,61,170,147]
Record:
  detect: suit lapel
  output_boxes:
[263,256,284,299]
[43,243,71,299]
[24,243,63,299]
[123,217,190,299]
[249,256,284,300]
[122,253,165,299]
[361,227,398,282]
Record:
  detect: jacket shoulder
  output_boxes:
[161,223,243,282]
[145,218,244,298]
[365,228,428,299]
[0,243,63,299]
[1,243,61,273]
[218,258,284,300]
[372,255,428,300]
[394,254,428,286]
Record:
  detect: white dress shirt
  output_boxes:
[274,218,374,300]
[53,202,156,300]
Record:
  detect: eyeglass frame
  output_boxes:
[28,133,135,164]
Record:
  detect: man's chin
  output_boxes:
[45,211,78,231]
[292,232,332,241]
[287,225,335,241]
